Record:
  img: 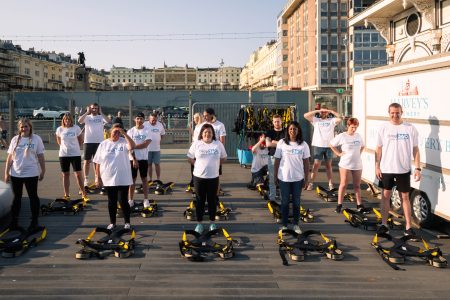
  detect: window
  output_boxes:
[331,52,338,62]
[321,36,328,45]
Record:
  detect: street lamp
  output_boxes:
[342,34,348,116]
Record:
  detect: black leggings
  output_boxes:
[10,176,40,225]
[106,186,130,224]
[193,176,219,222]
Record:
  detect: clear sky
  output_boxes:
[1,0,284,70]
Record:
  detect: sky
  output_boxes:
[1,0,284,70]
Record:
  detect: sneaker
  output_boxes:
[124,223,131,230]
[335,204,342,214]
[195,223,204,234]
[128,200,135,207]
[100,188,106,195]
[209,223,217,231]
[143,199,150,208]
[293,225,302,234]
[404,228,419,240]
[185,185,192,192]
[356,204,365,212]
[377,224,389,235]
[306,182,314,191]
[329,183,334,190]
[107,224,116,230]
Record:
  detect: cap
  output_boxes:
[136,112,145,118]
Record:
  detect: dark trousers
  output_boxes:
[106,186,131,224]
[193,176,219,222]
[10,176,40,225]
[189,164,195,186]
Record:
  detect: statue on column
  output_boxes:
[77,52,86,67]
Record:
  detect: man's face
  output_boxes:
[135,117,144,127]
[272,117,282,130]
[203,112,213,123]
[90,105,99,115]
[150,116,157,125]
[389,107,402,124]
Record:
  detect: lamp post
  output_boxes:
[343,34,348,116]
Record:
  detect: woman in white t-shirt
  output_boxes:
[56,113,87,200]
[250,134,268,188]
[93,124,136,230]
[274,121,310,234]
[329,118,365,213]
[187,123,227,234]
[4,118,45,231]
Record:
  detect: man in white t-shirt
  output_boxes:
[78,103,109,189]
[145,113,165,181]
[128,112,152,208]
[304,107,341,191]
[376,103,421,238]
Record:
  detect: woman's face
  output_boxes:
[288,125,298,140]
[63,117,72,127]
[347,124,358,135]
[19,122,31,136]
[202,128,213,142]
[110,127,121,141]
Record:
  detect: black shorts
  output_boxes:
[130,160,148,178]
[379,172,411,193]
[84,143,100,160]
[59,156,82,173]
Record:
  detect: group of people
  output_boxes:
[249,102,421,237]
[3,101,421,239]
[3,103,166,231]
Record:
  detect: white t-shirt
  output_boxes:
[193,120,227,142]
[127,126,152,160]
[251,147,269,173]
[56,125,82,157]
[82,115,106,143]
[376,122,419,174]
[7,134,45,178]
[92,137,133,186]
[187,140,227,179]
[330,132,364,170]
[145,121,165,151]
[274,139,310,182]
[311,117,337,147]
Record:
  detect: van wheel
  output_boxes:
[390,186,402,213]
[410,190,433,228]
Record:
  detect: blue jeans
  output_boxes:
[279,179,304,227]
[267,156,276,201]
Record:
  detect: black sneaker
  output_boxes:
[334,205,342,213]
[404,228,419,241]
[377,224,390,235]
[356,204,365,211]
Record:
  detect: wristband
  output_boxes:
[415,168,422,172]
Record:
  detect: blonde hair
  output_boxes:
[61,113,74,127]
[193,112,201,125]
[13,118,33,157]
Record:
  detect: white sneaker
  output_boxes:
[143,199,150,208]
[329,183,334,190]
[306,183,314,191]
[124,223,131,230]
[293,225,302,234]
[128,200,135,207]
[107,224,115,230]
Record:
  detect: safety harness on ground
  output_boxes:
[75,227,136,259]
[41,198,88,216]
[342,207,402,231]
[179,227,237,261]
[267,200,314,223]
[0,226,47,258]
[118,200,158,218]
[277,229,344,265]
[154,181,175,195]
[134,180,160,194]
[315,186,338,202]
[371,232,447,270]
[184,198,231,221]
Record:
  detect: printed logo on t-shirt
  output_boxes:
[291,149,303,155]
[318,122,331,127]
[388,133,410,140]
[151,128,160,133]
[89,118,103,124]
[133,134,147,141]
[199,149,219,155]
[17,143,35,150]
[63,131,76,137]
[107,146,125,153]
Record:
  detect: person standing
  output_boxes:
[145,113,165,182]
[304,107,341,190]
[78,103,109,190]
[112,111,124,129]
[265,114,284,201]
[274,121,310,233]
[4,118,45,231]
[127,112,152,208]
[329,118,365,213]
[375,103,421,237]
[187,124,227,233]
[249,134,268,188]
[93,124,136,229]
[55,113,88,200]
[187,112,203,192]
[0,115,9,149]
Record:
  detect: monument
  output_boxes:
[74,51,90,91]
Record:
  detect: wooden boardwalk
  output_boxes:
[0,155,449,299]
